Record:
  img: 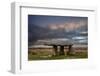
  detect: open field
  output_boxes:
[28,47,88,60]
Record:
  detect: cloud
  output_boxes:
[48,20,87,31]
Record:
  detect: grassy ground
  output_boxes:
[28,48,88,61]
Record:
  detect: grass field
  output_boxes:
[28,47,88,61]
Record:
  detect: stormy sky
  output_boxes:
[28,15,87,29]
[28,15,88,45]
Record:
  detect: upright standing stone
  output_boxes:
[53,45,58,56]
[67,45,72,55]
[59,46,64,55]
